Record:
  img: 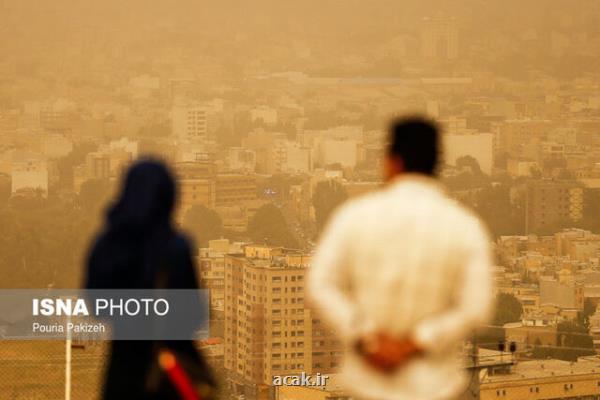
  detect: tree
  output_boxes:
[456,155,482,175]
[0,173,11,206]
[557,320,594,359]
[493,293,523,326]
[581,189,600,233]
[247,204,298,248]
[312,180,348,233]
[183,205,223,247]
[0,193,94,288]
[257,175,294,202]
[474,325,506,352]
[533,320,595,361]
[531,337,552,359]
[578,298,596,329]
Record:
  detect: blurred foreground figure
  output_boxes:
[308,118,493,400]
[86,160,215,400]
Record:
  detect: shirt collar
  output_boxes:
[386,173,445,194]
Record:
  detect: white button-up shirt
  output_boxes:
[308,175,494,400]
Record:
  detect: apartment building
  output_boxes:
[525,180,584,233]
[198,239,245,312]
[224,245,342,397]
[480,357,600,400]
[215,174,258,207]
[175,161,217,215]
[172,104,208,141]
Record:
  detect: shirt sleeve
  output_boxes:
[307,205,358,344]
[413,218,494,354]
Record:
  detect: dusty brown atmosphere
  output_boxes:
[2,1,600,399]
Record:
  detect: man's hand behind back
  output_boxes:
[356,333,423,374]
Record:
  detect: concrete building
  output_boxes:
[174,160,217,215]
[318,139,358,169]
[172,104,208,141]
[243,130,286,174]
[275,374,349,400]
[507,159,540,177]
[179,178,215,214]
[445,133,494,174]
[228,148,257,172]
[555,229,600,262]
[11,159,49,197]
[280,142,312,174]
[41,135,73,159]
[496,120,553,159]
[215,174,258,208]
[479,357,600,400]
[224,246,342,397]
[420,16,459,60]
[540,279,584,310]
[525,181,584,234]
[199,239,245,313]
[251,106,278,126]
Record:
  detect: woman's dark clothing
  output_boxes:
[85,160,213,400]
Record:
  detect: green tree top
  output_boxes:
[183,204,223,247]
[493,293,523,326]
[247,203,298,249]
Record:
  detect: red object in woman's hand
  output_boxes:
[159,350,201,400]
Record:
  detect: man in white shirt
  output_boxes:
[308,117,494,400]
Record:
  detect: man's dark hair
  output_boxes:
[388,117,439,176]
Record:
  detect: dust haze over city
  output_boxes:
[2,1,600,399]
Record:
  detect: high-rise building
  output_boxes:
[224,246,342,396]
[85,152,111,180]
[198,239,245,337]
[525,180,584,234]
[175,161,218,216]
[172,105,208,141]
[215,174,258,208]
[420,17,459,60]
[496,120,553,159]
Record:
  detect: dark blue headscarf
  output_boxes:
[87,159,180,289]
[107,160,176,235]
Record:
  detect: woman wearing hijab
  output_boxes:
[85,159,215,400]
